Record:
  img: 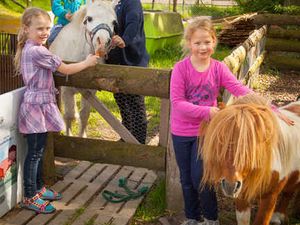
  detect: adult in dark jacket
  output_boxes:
[107,0,149,144]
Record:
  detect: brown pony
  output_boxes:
[200,94,300,225]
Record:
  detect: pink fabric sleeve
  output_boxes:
[219,62,253,96]
[31,45,62,72]
[170,63,211,122]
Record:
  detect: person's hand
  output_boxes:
[209,107,220,119]
[112,35,125,48]
[277,111,295,126]
[65,12,73,21]
[84,54,99,67]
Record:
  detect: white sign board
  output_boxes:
[0,87,26,217]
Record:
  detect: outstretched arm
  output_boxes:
[57,54,99,75]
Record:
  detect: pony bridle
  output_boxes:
[85,23,114,57]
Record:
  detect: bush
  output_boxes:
[234,0,285,13]
[189,5,242,19]
[274,5,300,15]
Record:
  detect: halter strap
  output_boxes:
[85,23,115,57]
[90,23,113,43]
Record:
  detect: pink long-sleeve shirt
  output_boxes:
[170,57,252,136]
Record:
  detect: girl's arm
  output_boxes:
[220,62,252,97]
[57,54,98,75]
[220,62,294,125]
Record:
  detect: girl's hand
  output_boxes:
[209,107,220,119]
[277,111,295,126]
[84,54,99,67]
[112,35,125,48]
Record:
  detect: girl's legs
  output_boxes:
[24,132,47,198]
[172,134,201,221]
[198,155,218,221]
[23,132,56,213]
[172,134,218,222]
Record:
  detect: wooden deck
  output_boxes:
[0,161,157,225]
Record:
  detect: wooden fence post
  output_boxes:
[166,134,183,212]
[43,132,56,185]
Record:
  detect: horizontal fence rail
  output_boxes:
[54,64,171,98]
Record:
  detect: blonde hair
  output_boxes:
[183,16,217,55]
[14,7,51,75]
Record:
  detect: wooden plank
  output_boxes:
[79,90,139,144]
[266,53,300,71]
[1,163,155,225]
[94,168,157,225]
[53,135,165,171]
[1,161,91,225]
[266,38,300,53]
[71,166,135,225]
[268,27,300,40]
[46,164,120,225]
[166,134,183,212]
[253,14,300,25]
[159,98,170,147]
[117,170,157,218]
[43,132,56,185]
[54,64,171,98]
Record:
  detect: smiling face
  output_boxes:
[188,28,216,62]
[25,15,51,45]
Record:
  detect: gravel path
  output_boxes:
[251,70,300,106]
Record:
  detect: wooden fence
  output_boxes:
[254,14,300,71]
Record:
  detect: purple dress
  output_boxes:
[18,39,65,134]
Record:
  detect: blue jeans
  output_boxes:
[47,24,63,46]
[23,133,48,198]
[172,134,218,221]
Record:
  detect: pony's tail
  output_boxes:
[14,26,27,76]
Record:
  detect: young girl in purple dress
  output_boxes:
[14,7,98,214]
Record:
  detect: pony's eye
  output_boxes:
[87,16,93,22]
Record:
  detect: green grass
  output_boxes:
[133,179,166,223]
[0,0,51,13]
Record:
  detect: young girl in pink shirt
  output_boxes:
[14,7,98,214]
[170,17,293,225]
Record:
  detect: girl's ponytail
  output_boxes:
[14,26,27,75]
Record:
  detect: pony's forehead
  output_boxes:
[86,1,115,18]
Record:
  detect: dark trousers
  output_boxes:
[23,133,47,198]
[172,134,218,221]
[114,93,147,144]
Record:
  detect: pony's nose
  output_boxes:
[221,179,242,198]
[105,38,112,48]
[97,37,101,45]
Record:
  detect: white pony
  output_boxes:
[50,0,117,137]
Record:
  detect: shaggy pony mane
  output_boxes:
[200,94,284,201]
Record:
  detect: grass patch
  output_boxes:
[189,5,243,19]
[133,179,166,223]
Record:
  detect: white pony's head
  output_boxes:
[83,0,117,57]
